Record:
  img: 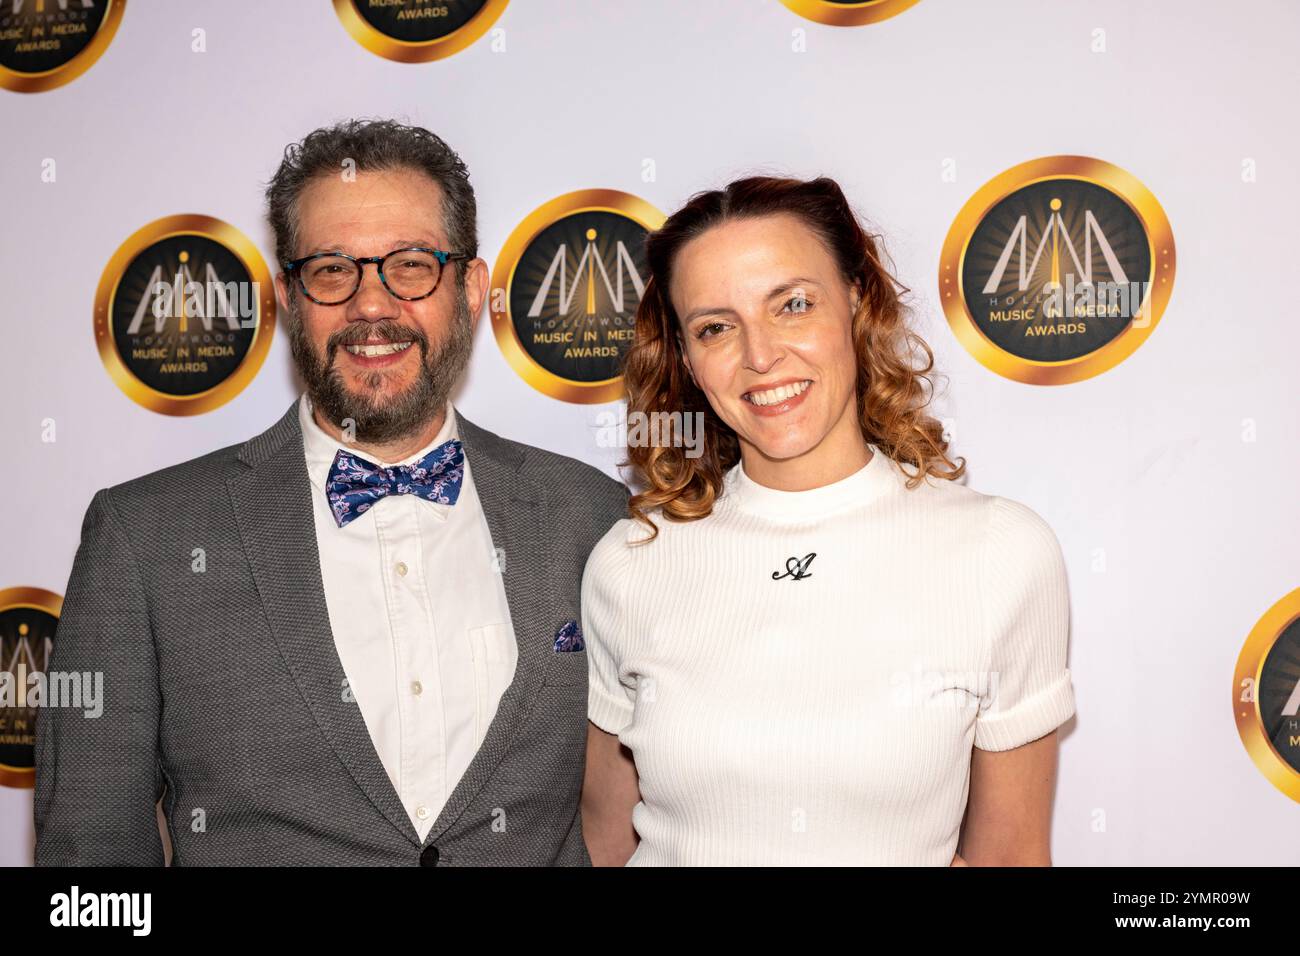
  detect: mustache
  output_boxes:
[325,320,427,361]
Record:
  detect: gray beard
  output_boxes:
[288,285,474,446]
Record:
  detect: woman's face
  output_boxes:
[669,213,862,468]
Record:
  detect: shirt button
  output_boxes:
[416,806,429,820]
[411,680,423,696]
[395,561,408,577]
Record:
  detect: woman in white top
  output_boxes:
[579,175,1076,866]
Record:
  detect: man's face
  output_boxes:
[274,167,488,444]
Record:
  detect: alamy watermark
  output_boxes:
[0,666,103,718]
[595,408,705,459]
[890,665,1001,712]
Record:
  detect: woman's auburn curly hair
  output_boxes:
[622,175,966,540]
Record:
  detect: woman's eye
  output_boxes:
[696,322,727,339]
[782,295,812,314]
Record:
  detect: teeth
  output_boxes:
[745,380,811,406]
[345,341,413,357]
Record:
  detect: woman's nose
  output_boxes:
[740,320,782,374]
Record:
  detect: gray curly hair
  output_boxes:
[265,117,478,272]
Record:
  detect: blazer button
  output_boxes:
[420,845,439,867]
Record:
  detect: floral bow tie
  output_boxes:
[325,440,464,528]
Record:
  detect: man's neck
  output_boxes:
[312,403,449,465]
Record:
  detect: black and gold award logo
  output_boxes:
[333,0,507,62]
[94,214,275,416]
[940,156,1175,385]
[0,587,60,789]
[1234,588,1300,803]
[780,0,920,26]
[491,190,664,404]
[0,0,124,93]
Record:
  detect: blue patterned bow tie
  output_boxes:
[325,439,464,528]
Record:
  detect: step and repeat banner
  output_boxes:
[1,0,1296,866]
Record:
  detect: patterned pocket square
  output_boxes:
[553,619,585,652]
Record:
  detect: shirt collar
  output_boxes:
[723,444,899,520]
[299,392,460,496]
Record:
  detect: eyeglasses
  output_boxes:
[282,246,470,305]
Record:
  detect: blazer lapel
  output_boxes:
[423,409,554,843]
[226,401,419,847]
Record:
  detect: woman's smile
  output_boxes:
[740,378,814,415]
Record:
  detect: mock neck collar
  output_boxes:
[723,444,899,519]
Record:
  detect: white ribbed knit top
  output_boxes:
[582,444,1076,866]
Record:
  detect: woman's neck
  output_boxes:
[738,411,872,492]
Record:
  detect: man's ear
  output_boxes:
[274,272,291,315]
[465,257,490,333]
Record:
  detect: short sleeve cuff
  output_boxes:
[588,682,633,736]
[974,668,1075,752]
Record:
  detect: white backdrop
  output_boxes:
[2,0,1297,866]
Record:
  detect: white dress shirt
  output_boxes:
[298,393,517,841]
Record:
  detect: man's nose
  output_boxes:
[347,262,400,321]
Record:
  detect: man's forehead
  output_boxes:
[296,168,448,249]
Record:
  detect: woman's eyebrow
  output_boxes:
[681,304,735,324]
[766,277,822,299]
[681,277,825,324]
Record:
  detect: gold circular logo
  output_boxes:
[0,0,125,93]
[939,156,1175,385]
[1234,587,1300,803]
[94,214,276,416]
[780,0,920,26]
[490,189,664,404]
[333,0,507,63]
[0,587,61,790]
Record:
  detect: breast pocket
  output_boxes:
[543,645,589,686]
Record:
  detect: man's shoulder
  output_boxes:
[518,442,626,499]
[100,404,298,518]
[95,441,244,522]
[513,439,630,522]
[462,414,625,491]
[458,412,628,520]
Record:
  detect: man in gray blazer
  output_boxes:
[33,119,627,866]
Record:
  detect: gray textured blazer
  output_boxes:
[33,400,628,866]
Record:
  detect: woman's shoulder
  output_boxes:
[584,515,655,581]
[885,453,1058,537]
[595,502,718,546]
[967,494,1070,622]
[981,493,1065,565]
[593,513,659,549]
[885,453,987,518]
[884,462,1063,565]
[587,515,634,560]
